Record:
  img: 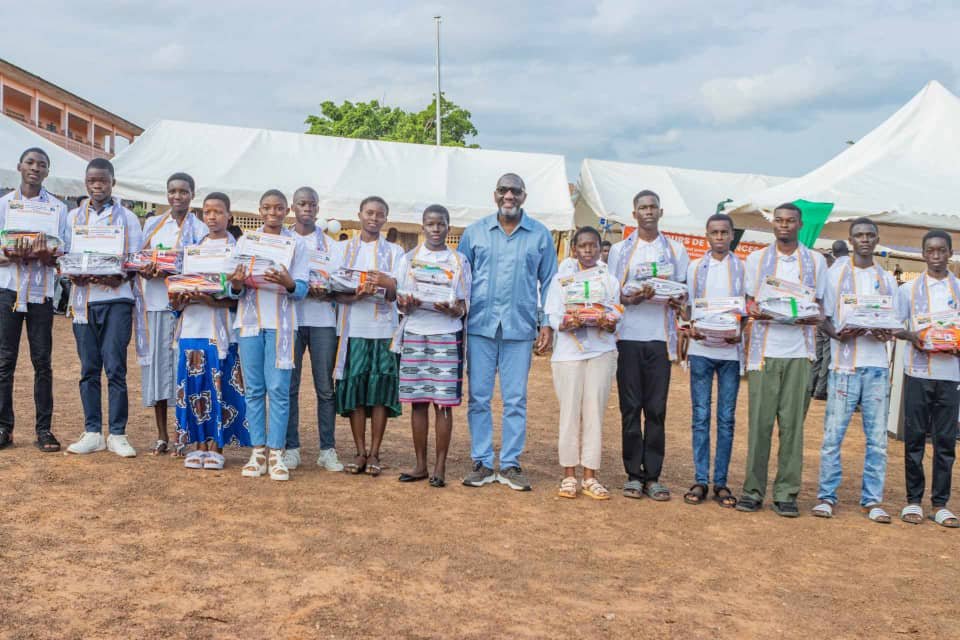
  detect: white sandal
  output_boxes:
[557,476,578,499]
[900,504,924,525]
[242,447,267,478]
[811,501,834,518]
[269,449,289,481]
[581,478,611,501]
[863,504,891,524]
[930,508,960,528]
[184,450,207,469]
[203,452,225,470]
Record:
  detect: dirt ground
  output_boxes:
[0,317,958,640]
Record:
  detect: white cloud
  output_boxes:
[148,43,188,71]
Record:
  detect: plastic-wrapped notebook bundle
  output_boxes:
[692,296,745,345]
[622,261,685,303]
[398,259,458,310]
[0,230,62,254]
[166,273,228,296]
[562,302,623,329]
[916,310,960,352]
[330,267,386,299]
[757,276,819,322]
[309,268,330,289]
[57,252,124,275]
[835,294,903,331]
[239,256,287,292]
[123,249,181,274]
[560,267,611,305]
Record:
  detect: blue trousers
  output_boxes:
[688,355,740,487]
[286,326,337,450]
[238,330,292,450]
[466,330,533,469]
[73,300,133,435]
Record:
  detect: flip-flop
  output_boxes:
[398,472,428,482]
[429,476,446,488]
[900,504,924,525]
[930,508,960,528]
[184,450,207,469]
[203,452,226,470]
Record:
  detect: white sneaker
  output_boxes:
[107,434,137,458]
[242,447,267,478]
[66,432,106,455]
[282,447,301,470]
[269,449,290,481]
[317,448,344,472]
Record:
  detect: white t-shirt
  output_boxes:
[744,247,827,359]
[686,254,741,362]
[0,189,69,299]
[897,273,960,382]
[232,232,311,332]
[398,246,467,336]
[295,230,342,328]
[823,263,899,370]
[138,213,205,311]
[545,269,620,362]
[608,235,689,342]
[178,236,237,342]
[65,201,143,306]
[337,240,404,340]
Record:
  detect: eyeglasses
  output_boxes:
[496,186,524,197]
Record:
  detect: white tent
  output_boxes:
[575,158,791,244]
[111,119,574,230]
[727,81,960,252]
[0,114,87,196]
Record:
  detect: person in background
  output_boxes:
[457,173,557,492]
[0,147,68,452]
[395,204,470,488]
[339,233,348,242]
[600,240,612,265]
[736,203,827,517]
[894,263,904,285]
[830,240,850,272]
[608,189,689,502]
[895,229,960,528]
[386,227,400,246]
[812,218,898,524]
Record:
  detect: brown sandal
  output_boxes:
[684,483,707,505]
[713,486,737,508]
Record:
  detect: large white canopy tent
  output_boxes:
[726,81,960,252]
[0,113,86,196]
[111,120,574,230]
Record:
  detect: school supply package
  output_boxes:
[756,275,819,322]
[691,296,745,344]
[57,252,124,276]
[397,259,459,310]
[123,249,181,274]
[915,310,960,352]
[622,261,686,303]
[166,273,229,296]
[560,267,622,328]
[3,199,61,239]
[233,231,295,292]
[330,267,387,299]
[308,249,332,290]
[0,230,61,255]
[834,294,903,332]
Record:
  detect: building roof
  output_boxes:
[0,58,143,134]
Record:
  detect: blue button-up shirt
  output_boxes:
[458,210,557,341]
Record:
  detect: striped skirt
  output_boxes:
[398,331,463,406]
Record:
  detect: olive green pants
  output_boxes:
[742,358,812,503]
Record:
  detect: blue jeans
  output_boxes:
[239,330,292,450]
[73,301,132,435]
[466,329,533,469]
[688,355,740,487]
[817,367,890,506]
[286,326,337,450]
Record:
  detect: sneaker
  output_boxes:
[282,448,301,470]
[269,449,290,481]
[317,448,344,472]
[497,466,532,492]
[66,432,106,455]
[462,462,497,487]
[106,434,137,458]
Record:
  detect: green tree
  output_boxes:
[305,94,478,148]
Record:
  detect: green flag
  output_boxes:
[793,199,834,248]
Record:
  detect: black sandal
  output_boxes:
[0,428,12,450]
[429,476,446,488]
[35,430,60,453]
[713,486,737,508]
[684,483,708,505]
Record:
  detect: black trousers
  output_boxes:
[0,289,54,434]
[903,375,959,507]
[617,340,671,483]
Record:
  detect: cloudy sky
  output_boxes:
[7,0,959,179]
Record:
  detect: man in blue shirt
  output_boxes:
[458,173,557,491]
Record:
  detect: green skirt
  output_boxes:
[335,337,402,418]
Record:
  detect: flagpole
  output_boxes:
[434,15,442,146]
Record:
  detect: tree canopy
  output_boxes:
[305,95,479,148]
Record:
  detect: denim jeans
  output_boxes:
[688,355,740,487]
[466,328,533,469]
[72,301,133,435]
[286,326,337,450]
[817,367,889,506]
[239,330,292,450]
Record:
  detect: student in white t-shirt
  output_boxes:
[395,205,470,488]
[170,192,250,470]
[544,226,620,500]
[333,197,404,477]
[281,187,344,472]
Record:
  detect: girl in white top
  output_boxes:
[544,226,621,500]
[170,193,250,470]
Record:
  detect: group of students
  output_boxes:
[0,146,957,528]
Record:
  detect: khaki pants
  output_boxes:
[552,351,618,470]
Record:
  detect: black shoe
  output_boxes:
[35,430,60,452]
[0,428,11,450]
[772,501,800,518]
[735,496,762,512]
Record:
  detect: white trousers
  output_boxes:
[551,350,618,470]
